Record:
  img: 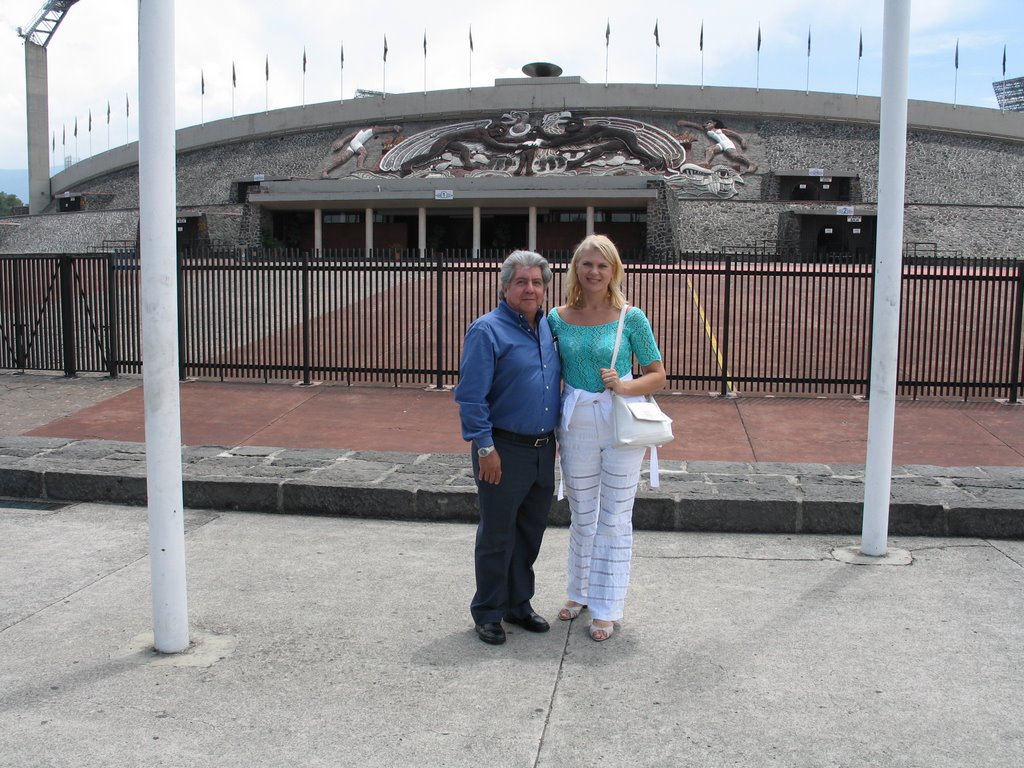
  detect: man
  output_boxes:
[454,251,561,645]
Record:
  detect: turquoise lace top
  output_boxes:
[548,306,662,393]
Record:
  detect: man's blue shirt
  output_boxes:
[454,301,561,448]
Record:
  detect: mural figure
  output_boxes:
[675,118,758,174]
[526,115,668,172]
[321,125,402,177]
[393,120,530,177]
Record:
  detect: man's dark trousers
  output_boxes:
[470,437,556,625]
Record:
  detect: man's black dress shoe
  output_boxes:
[503,612,550,633]
[475,622,506,645]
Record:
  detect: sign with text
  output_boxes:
[434,190,455,200]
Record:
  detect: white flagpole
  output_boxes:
[138,0,189,654]
[861,0,912,558]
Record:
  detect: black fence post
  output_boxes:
[1009,259,1024,405]
[301,250,312,386]
[105,253,119,378]
[435,252,445,390]
[59,254,77,378]
[177,251,187,381]
[719,254,732,397]
[12,260,26,370]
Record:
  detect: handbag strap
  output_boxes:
[609,303,629,369]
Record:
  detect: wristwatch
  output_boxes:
[477,445,496,458]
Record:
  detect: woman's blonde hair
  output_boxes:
[564,234,627,309]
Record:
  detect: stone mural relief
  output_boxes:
[318,111,758,199]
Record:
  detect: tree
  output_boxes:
[0,191,25,217]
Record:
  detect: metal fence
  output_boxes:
[2,249,1022,402]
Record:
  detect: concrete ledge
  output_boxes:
[2,437,1022,537]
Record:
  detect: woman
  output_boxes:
[548,235,666,642]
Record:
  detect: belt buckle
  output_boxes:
[532,436,549,447]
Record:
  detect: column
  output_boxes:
[24,41,50,215]
[473,206,481,258]
[586,206,595,235]
[528,206,537,251]
[314,208,322,255]
[418,207,427,258]
[365,207,373,256]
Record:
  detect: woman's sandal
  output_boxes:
[558,601,586,621]
[588,621,615,642]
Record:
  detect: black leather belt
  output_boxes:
[492,428,554,448]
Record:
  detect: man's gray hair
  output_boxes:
[498,250,552,300]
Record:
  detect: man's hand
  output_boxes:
[478,450,502,485]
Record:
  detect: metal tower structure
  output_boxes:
[16,1,81,214]
[993,77,1024,112]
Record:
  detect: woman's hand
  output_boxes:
[601,361,667,396]
[599,367,623,393]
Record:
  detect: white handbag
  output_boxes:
[609,304,674,448]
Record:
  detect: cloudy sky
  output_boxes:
[0,0,1022,172]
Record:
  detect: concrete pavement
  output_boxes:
[2,500,1023,767]
[2,372,1024,766]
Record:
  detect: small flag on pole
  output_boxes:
[1003,44,1007,77]
[201,69,205,95]
[383,34,388,62]
[699,21,704,52]
[303,48,307,73]
[424,31,427,57]
[805,27,811,93]
[74,117,77,138]
[88,109,91,132]
[265,55,269,81]
[856,29,863,98]
[605,19,611,86]
[107,101,110,123]
[953,38,960,108]
[232,61,237,88]
[126,93,129,118]
[757,25,761,52]
[469,25,474,52]
[654,20,660,88]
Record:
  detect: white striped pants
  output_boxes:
[558,397,646,622]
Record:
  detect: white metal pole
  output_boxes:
[861,0,911,557]
[138,0,189,652]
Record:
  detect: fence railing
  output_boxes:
[1,249,1022,402]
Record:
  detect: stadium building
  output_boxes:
[2,54,1024,260]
